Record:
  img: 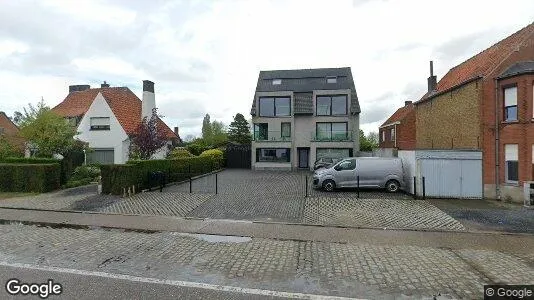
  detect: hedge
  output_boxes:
[0,163,61,192]
[101,156,222,195]
[0,156,84,185]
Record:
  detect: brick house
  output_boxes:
[414,22,534,202]
[379,101,416,151]
[0,111,25,152]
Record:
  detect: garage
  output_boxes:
[416,150,482,199]
[87,149,115,165]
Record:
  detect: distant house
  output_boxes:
[411,22,534,202]
[379,100,416,151]
[52,80,180,164]
[250,67,361,170]
[0,111,25,152]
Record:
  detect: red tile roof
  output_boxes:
[52,87,179,140]
[380,103,414,127]
[422,22,534,100]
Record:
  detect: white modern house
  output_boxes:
[52,80,180,164]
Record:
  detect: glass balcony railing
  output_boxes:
[253,131,292,142]
[312,131,353,142]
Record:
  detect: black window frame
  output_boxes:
[253,123,268,141]
[89,117,111,131]
[503,86,518,122]
[259,96,291,117]
[316,94,348,116]
[256,148,291,163]
[504,144,519,183]
[316,122,348,141]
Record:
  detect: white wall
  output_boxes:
[398,150,416,194]
[152,141,172,159]
[76,93,129,164]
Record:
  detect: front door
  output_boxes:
[298,148,309,169]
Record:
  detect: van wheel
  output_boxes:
[322,180,336,192]
[386,180,400,193]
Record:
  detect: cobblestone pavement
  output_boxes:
[0,224,532,299]
[303,198,465,231]
[0,185,104,210]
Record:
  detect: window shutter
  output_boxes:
[505,144,518,161]
[504,87,517,106]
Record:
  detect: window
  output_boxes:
[316,148,351,160]
[504,86,517,121]
[253,123,268,140]
[316,95,347,116]
[326,76,337,84]
[316,122,348,141]
[505,144,518,183]
[272,79,281,85]
[0,127,4,135]
[391,128,395,141]
[90,117,110,130]
[335,159,356,171]
[256,148,290,162]
[259,97,291,116]
[382,131,385,142]
[281,122,291,139]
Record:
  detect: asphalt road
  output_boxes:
[0,263,352,300]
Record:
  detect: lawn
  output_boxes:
[0,192,38,200]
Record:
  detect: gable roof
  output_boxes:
[420,22,534,101]
[0,111,20,134]
[250,67,360,115]
[52,87,179,140]
[380,103,415,128]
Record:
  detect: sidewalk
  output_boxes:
[0,207,532,255]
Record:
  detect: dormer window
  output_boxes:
[272,79,282,85]
[90,117,110,130]
[326,76,337,84]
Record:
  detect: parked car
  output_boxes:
[312,157,404,192]
[313,157,342,170]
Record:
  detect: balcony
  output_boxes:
[253,131,292,142]
[312,131,353,142]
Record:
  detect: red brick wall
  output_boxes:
[396,109,416,150]
[481,37,534,185]
[379,126,396,148]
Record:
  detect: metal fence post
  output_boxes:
[305,175,308,198]
[189,177,192,194]
[215,173,218,195]
[423,176,426,200]
[357,176,360,198]
[413,176,417,200]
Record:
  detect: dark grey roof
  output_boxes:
[497,61,534,79]
[250,67,360,115]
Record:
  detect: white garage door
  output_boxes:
[419,159,482,199]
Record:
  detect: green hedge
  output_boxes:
[101,156,222,195]
[0,157,60,164]
[0,163,61,192]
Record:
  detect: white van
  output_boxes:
[312,157,404,192]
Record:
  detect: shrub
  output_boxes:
[0,163,61,192]
[64,178,93,189]
[0,137,23,159]
[70,165,101,182]
[101,164,140,195]
[186,143,208,156]
[0,157,60,164]
[169,148,195,159]
[200,149,223,162]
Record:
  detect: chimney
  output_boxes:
[174,126,179,137]
[101,81,110,88]
[141,80,155,120]
[69,85,90,93]
[404,100,412,106]
[427,61,437,93]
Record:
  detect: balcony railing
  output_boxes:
[253,131,292,142]
[312,131,353,142]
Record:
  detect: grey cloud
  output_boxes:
[158,98,207,120]
[432,29,497,62]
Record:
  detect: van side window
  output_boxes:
[337,159,356,171]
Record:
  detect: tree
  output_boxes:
[367,131,379,148]
[228,113,252,144]
[130,108,167,160]
[13,98,49,127]
[201,114,212,142]
[210,120,228,146]
[19,110,77,157]
[0,136,23,159]
[359,129,378,152]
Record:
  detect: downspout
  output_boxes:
[494,78,501,200]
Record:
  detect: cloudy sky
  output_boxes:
[0,0,533,138]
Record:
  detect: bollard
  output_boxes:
[189,177,192,193]
[215,173,218,195]
[423,176,426,200]
[413,176,417,200]
[357,176,360,198]
[305,175,308,198]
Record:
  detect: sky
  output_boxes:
[0,0,533,139]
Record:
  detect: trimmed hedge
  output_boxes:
[0,163,61,192]
[0,157,60,164]
[101,156,222,195]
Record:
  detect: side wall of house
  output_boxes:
[416,80,481,150]
[397,109,416,150]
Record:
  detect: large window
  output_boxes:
[281,122,291,139]
[90,117,110,130]
[256,148,291,162]
[253,123,268,140]
[259,97,291,117]
[504,86,517,122]
[505,144,518,183]
[316,148,351,160]
[316,122,348,141]
[316,95,347,116]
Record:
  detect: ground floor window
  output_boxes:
[505,144,518,182]
[316,148,352,160]
[256,148,290,162]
